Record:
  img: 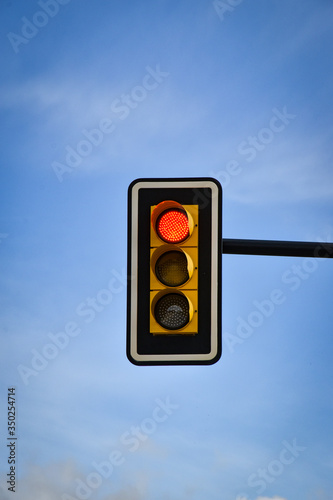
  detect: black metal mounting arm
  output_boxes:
[222,239,333,258]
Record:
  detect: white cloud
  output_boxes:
[226,143,333,205]
[0,460,149,500]
[256,497,287,500]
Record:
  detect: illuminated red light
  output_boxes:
[157,209,189,243]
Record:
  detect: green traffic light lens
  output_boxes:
[155,251,189,287]
[154,293,189,330]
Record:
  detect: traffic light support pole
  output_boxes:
[222,239,333,258]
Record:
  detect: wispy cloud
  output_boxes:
[256,497,287,500]
[228,157,333,204]
[0,460,148,500]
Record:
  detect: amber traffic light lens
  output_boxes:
[154,293,189,330]
[155,251,189,287]
[156,209,189,243]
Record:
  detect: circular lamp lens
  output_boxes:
[157,209,189,243]
[155,251,189,287]
[154,293,189,330]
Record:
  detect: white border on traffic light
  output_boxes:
[128,178,221,364]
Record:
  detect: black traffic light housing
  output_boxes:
[127,178,222,365]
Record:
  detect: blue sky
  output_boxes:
[1,0,333,499]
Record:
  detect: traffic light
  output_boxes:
[127,178,222,365]
[149,199,198,335]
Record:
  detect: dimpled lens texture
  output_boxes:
[157,209,189,243]
[155,251,189,287]
[154,293,189,330]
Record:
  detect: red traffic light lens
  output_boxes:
[157,209,189,243]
